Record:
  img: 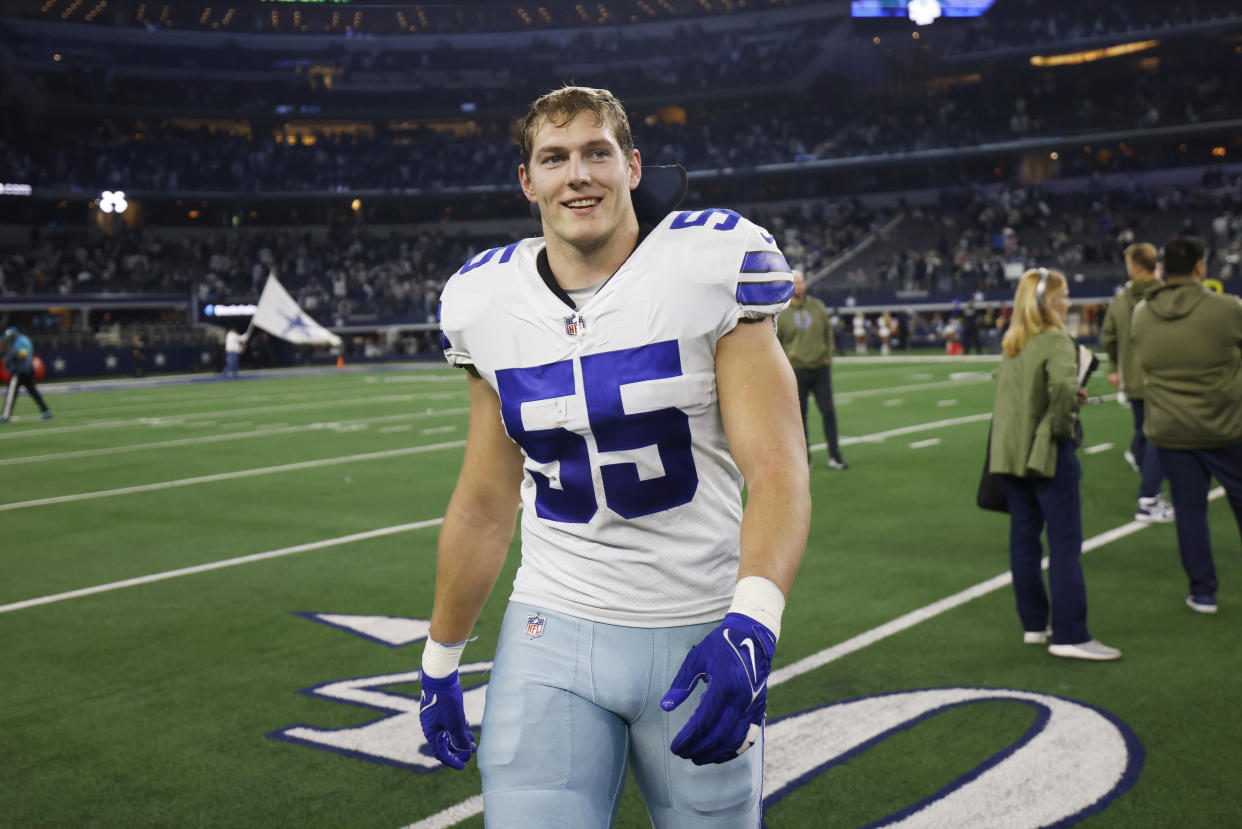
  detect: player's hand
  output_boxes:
[418,670,476,770]
[660,612,775,765]
[1107,372,1119,388]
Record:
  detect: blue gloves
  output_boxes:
[660,612,776,765]
[418,670,477,771]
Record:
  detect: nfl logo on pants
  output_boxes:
[525,614,546,639]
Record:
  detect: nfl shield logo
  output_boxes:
[524,613,546,639]
[564,315,585,336]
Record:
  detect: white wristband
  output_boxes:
[728,576,786,642]
[421,637,467,679]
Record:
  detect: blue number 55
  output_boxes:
[495,340,699,524]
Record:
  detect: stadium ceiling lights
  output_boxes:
[1030,40,1160,67]
[99,190,129,214]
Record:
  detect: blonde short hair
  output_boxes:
[1124,242,1158,274]
[518,86,634,167]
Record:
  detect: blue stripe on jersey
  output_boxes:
[736,280,794,305]
[440,333,451,350]
[740,250,791,274]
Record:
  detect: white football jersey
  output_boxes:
[439,209,793,627]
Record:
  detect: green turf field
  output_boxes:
[1,357,1238,828]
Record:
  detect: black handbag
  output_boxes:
[977,423,1009,513]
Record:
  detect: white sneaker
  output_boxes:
[1023,627,1051,645]
[1135,494,1175,524]
[827,458,849,470]
[1048,639,1122,661]
[1123,449,1140,472]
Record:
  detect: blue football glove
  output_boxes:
[660,612,776,765]
[418,670,477,771]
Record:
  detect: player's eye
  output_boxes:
[542,154,562,165]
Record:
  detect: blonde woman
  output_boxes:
[990,268,1121,660]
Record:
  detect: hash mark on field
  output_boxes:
[883,399,903,407]
[421,426,457,435]
[1085,442,1114,455]
[219,422,252,430]
[909,438,940,449]
[938,399,957,407]
[380,425,414,434]
[910,373,934,380]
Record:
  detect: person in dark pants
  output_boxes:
[776,269,847,469]
[990,268,1120,660]
[1132,236,1242,615]
[1100,242,1174,523]
[960,301,982,355]
[2,326,52,423]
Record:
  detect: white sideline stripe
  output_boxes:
[401,488,1228,829]
[0,408,472,467]
[1085,442,1115,455]
[0,518,445,615]
[0,440,467,512]
[909,438,940,449]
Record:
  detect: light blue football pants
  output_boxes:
[478,602,764,828]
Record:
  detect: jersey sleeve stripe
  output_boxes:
[736,280,795,306]
[740,250,792,274]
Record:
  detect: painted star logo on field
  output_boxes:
[154,353,167,367]
[105,354,118,370]
[281,310,312,336]
[52,357,67,373]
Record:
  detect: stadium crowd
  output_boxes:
[948,0,1242,54]
[6,54,1240,197]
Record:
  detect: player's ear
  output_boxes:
[518,164,537,203]
[628,149,642,192]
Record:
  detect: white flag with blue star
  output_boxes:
[252,273,342,347]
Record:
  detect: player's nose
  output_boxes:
[565,153,590,186]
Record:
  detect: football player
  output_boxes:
[2,326,52,423]
[419,86,810,826]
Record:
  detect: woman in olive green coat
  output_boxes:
[991,268,1121,661]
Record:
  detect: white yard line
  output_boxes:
[1085,442,1115,455]
[399,485,1226,829]
[0,518,445,614]
[0,440,466,512]
[0,408,470,467]
[909,438,941,449]
[836,376,992,401]
[0,392,460,441]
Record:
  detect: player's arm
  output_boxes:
[717,318,810,596]
[660,318,810,766]
[430,370,524,643]
[419,370,524,771]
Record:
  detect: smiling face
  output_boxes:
[518,109,641,264]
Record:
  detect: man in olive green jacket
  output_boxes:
[776,269,847,469]
[990,329,1080,479]
[1099,242,1174,523]
[1132,236,1242,615]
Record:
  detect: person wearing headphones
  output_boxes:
[990,269,1121,660]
